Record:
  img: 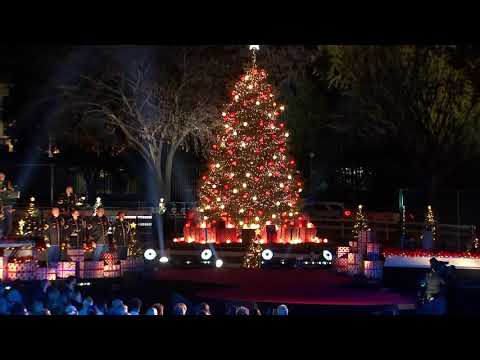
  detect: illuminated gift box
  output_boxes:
[120,259,133,275]
[56,262,76,279]
[67,249,85,263]
[7,261,37,280]
[193,227,216,244]
[363,260,383,280]
[300,227,317,243]
[337,246,350,259]
[334,258,348,273]
[79,261,104,279]
[0,256,6,281]
[104,264,121,278]
[278,226,302,244]
[8,262,37,273]
[35,267,57,280]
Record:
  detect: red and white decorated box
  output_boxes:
[7,261,37,281]
[277,226,302,244]
[35,267,57,280]
[67,249,85,263]
[120,258,133,275]
[223,228,239,244]
[0,256,7,281]
[79,261,104,279]
[334,256,348,273]
[337,246,350,259]
[56,262,76,279]
[104,264,120,278]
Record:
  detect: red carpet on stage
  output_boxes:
[154,269,415,306]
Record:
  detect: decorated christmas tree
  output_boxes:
[424,205,437,242]
[198,46,303,230]
[18,197,41,237]
[242,231,264,268]
[92,196,102,216]
[127,222,143,257]
[352,204,368,239]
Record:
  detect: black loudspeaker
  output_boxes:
[241,228,256,245]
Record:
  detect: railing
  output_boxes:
[310,217,475,251]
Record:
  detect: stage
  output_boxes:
[151,268,416,309]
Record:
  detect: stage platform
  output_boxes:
[151,268,416,309]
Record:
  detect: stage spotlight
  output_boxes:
[261,249,274,261]
[201,249,213,261]
[144,249,157,261]
[215,259,224,268]
[323,250,333,261]
[159,256,169,264]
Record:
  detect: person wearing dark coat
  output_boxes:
[64,209,87,249]
[57,185,79,215]
[87,207,111,261]
[42,207,66,265]
[113,211,131,260]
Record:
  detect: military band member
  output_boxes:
[113,211,131,260]
[64,209,87,249]
[87,206,111,261]
[0,172,14,236]
[43,207,66,265]
[57,185,80,215]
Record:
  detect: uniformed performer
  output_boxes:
[113,211,131,260]
[42,207,66,265]
[64,208,87,249]
[57,185,79,215]
[87,206,111,261]
[0,171,15,236]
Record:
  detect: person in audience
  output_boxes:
[152,303,164,316]
[127,298,142,315]
[145,307,158,315]
[276,304,289,316]
[6,288,23,310]
[64,305,78,315]
[0,297,9,315]
[10,303,28,315]
[236,306,250,316]
[173,303,187,316]
[197,302,211,315]
[79,296,94,315]
[46,287,63,315]
[30,300,46,316]
[69,287,83,309]
[109,299,129,315]
[32,280,51,304]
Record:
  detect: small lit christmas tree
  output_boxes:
[93,196,102,216]
[127,222,143,257]
[424,205,437,242]
[242,231,264,268]
[198,46,303,230]
[18,197,41,237]
[352,204,368,239]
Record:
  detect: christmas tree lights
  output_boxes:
[242,231,264,268]
[352,204,368,239]
[424,205,437,242]
[198,47,303,229]
[18,197,41,237]
[127,222,143,257]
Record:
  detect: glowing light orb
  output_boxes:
[323,250,333,261]
[201,249,213,261]
[262,249,274,261]
[159,256,169,264]
[215,259,224,268]
[144,249,157,261]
